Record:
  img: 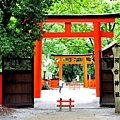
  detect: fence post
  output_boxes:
[60,98,62,111]
[69,98,72,111]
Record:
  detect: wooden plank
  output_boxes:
[2,58,34,108]
[57,105,74,107]
[112,46,120,113]
[57,100,74,102]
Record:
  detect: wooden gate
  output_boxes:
[100,58,115,107]
[2,57,34,107]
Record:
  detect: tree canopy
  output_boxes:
[0,0,52,58]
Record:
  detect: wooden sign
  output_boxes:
[112,46,120,113]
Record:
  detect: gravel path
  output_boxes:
[0,107,120,120]
[0,87,120,120]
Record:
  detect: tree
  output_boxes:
[0,0,52,59]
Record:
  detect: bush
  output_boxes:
[42,83,50,90]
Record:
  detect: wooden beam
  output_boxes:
[52,55,92,58]
[54,61,92,65]
[43,31,113,38]
[46,17,115,23]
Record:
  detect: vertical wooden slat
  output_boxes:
[2,58,34,107]
[100,58,114,107]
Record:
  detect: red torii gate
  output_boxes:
[51,54,93,88]
[34,14,120,98]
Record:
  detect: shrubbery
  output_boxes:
[42,83,50,90]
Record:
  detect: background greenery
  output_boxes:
[42,0,120,82]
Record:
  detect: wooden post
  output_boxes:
[94,22,101,97]
[112,46,120,113]
[69,98,72,111]
[65,22,71,34]
[60,98,62,111]
[34,40,42,98]
[83,57,88,88]
[58,58,63,79]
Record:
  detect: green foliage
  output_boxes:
[87,63,95,75]
[0,0,52,58]
[42,83,50,90]
[0,0,53,70]
[63,64,82,82]
[42,0,120,81]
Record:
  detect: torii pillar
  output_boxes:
[34,39,42,98]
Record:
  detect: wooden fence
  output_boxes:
[57,98,74,111]
[66,82,81,90]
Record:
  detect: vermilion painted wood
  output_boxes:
[57,105,74,107]
[93,22,101,97]
[54,61,91,64]
[57,100,74,102]
[35,14,116,98]
[46,18,115,23]
[58,58,63,80]
[57,98,74,110]
[43,31,113,38]
[53,55,92,88]
[34,40,42,98]
[52,54,92,58]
